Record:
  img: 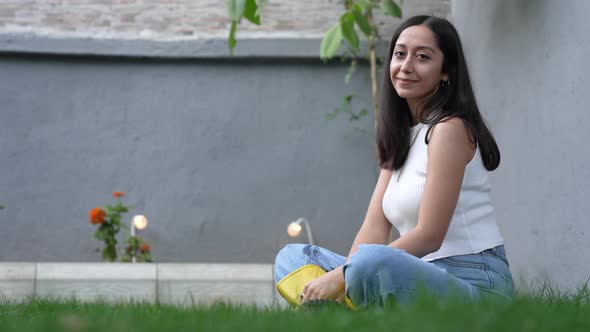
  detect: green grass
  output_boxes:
[0,285,589,332]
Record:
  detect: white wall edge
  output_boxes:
[0,263,277,306]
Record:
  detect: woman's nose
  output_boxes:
[400,57,413,73]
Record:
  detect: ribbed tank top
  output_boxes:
[382,122,504,261]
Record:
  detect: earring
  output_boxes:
[441,79,450,87]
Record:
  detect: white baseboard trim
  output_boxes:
[0,263,285,307]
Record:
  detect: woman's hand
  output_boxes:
[301,266,345,303]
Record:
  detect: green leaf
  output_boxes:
[345,60,357,84]
[243,0,260,25]
[120,255,131,263]
[344,94,354,104]
[94,228,107,241]
[340,12,359,52]
[228,20,237,55]
[354,0,372,11]
[142,253,153,263]
[381,0,402,18]
[352,4,372,37]
[325,108,341,121]
[102,246,117,262]
[320,23,343,60]
[226,0,246,21]
[350,108,368,121]
[129,237,141,247]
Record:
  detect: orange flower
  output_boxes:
[113,191,125,198]
[89,207,106,225]
[140,243,150,253]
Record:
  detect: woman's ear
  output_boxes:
[442,73,449,82]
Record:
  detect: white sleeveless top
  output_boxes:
[382,123,504,262]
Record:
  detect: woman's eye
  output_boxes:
[393,51,405,58]
[417,54,430,60]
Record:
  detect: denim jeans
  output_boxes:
[274,243,515,308]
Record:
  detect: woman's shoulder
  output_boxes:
[426,117,477,165]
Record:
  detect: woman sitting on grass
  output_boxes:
[274,15,515,308]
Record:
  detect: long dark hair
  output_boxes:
[377,15,500,171]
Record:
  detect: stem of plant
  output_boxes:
[367,9,380,171]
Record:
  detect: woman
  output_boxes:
[274,15,515,308]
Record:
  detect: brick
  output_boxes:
[0,0,449,40]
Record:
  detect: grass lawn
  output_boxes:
[0,287,588,332]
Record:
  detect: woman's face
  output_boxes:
[390,25,447,106]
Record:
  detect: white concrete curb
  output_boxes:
[0,263,284,307]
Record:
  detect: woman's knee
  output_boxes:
[344,245,407,294]
[275,243,306,264]
[274,243,309,283]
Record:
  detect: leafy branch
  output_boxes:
[226,0,402,147]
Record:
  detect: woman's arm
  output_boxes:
[345,167,394,260]
[387,118,476,257]
[300,167,394,302]
[302,169,392,302]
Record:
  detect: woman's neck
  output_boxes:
[406,99,421,126]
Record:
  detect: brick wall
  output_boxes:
[0,0,449,40]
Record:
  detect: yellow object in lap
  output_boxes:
[276,264,356,310]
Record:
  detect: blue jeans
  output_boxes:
[274,244,515,308]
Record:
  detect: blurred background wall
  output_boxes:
[0,0,447,264]
[2,0,589,292]
[452,0,590,291]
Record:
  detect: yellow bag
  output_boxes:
[276,264,356,310]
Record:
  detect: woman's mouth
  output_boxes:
[397,77,417,84]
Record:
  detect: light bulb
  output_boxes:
[133,215,148,230]
[287,222,302,237]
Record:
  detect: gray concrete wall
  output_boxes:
[0,1,451,265]
[451,0,590,291]
[0,51,378,264]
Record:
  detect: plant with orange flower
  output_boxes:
[88,192,130,262]
[121,235,153,263]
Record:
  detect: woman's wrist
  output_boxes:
[330,265,346,290]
